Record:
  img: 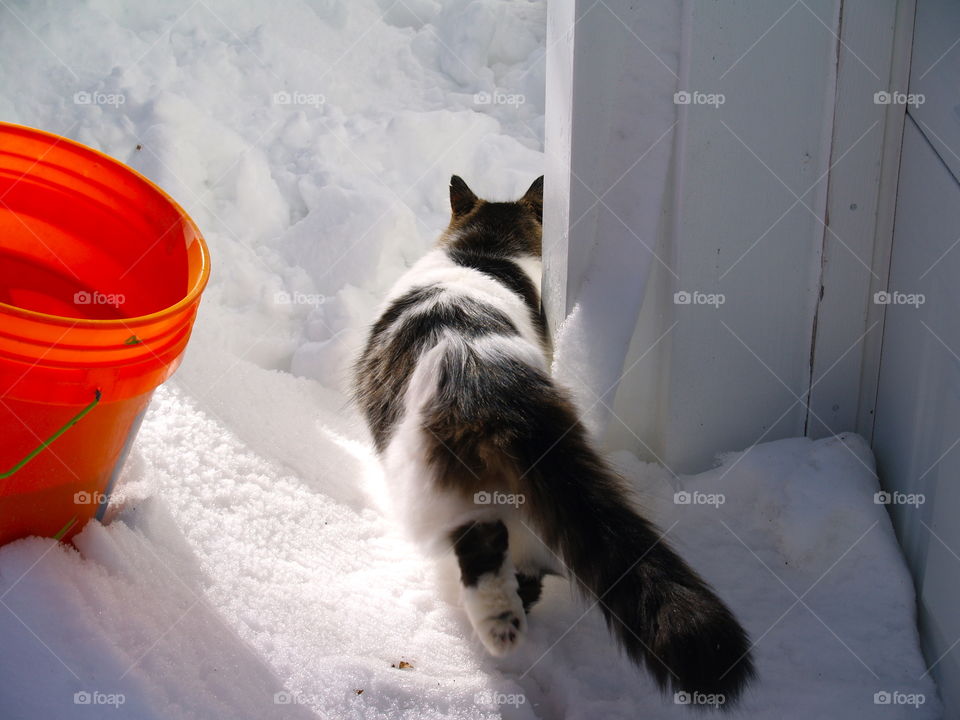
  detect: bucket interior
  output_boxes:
[0,149,193,321]
[0,123,210,405]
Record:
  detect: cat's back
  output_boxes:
[354,246,542,451]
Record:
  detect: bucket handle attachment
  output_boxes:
[0,389,101,479]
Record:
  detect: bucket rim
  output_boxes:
[0,121,211,329]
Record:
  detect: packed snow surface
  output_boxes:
[0,1,940,718]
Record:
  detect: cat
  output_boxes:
[354,175,755,705]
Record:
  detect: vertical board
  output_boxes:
[856,0,918,439]
[542,1,681,437]
[807,0,913,440]
[542,0,577,332]
[908,0,960,184]
[660,0,839,472]
[874,118,960,717]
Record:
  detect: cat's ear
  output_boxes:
[450,175,478,218]
[521,175,543,222]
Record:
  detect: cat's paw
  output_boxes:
[475,607,527,655]
[464,573,527,656]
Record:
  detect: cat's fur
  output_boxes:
[354,175,755,704]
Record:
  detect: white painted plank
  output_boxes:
[658,0,839,472]
[874,117,960,717]
[909,0,960,183]
[543,1,681,437]
[856,0,918,440]
[806,0,908,439]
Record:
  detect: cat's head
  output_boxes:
[442,175,543,258]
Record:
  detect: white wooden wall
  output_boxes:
[651,0,838,472]
[546,0,909,472]
[543,0,679,440]
[872,0,960,711]
[545,0,957,712]
[805,0,913,440]
[875,117,960,719]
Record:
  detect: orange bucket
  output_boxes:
[0,123,210,545]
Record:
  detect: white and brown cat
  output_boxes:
[354,175,754,705]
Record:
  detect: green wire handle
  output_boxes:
[0,389,101,480]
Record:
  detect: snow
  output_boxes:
[0,1,941,718]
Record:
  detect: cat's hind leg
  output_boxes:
[515,571,544,613]
[449,519,527,656]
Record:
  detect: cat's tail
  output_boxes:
[520,418,755,705]
[423,346,755,706]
